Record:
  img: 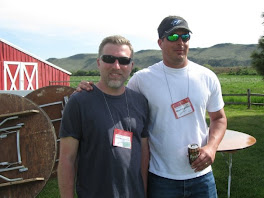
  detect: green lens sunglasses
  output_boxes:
[166,33,191,42]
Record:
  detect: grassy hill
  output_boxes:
[47,43,257,72]
[188,43,256,66]
[48,53,98,71]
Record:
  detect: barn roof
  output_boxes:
[0,38,71,75]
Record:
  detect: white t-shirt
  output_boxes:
[127,60,224,180]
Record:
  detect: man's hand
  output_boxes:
[190,145,216,172]
[75,81,94,92]
[191,109,227,172]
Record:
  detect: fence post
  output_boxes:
[247,89,251,109]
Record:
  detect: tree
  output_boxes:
[130,67,141,76]
[251,12,264,78]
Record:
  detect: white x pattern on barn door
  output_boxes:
[4,61,38,90]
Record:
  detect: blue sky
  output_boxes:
[1,0,263,60]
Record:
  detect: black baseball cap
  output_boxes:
[158,16,192,38]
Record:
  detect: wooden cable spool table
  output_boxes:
[25,85,75,175]
[217,129,257,198]
[0,93,57,197]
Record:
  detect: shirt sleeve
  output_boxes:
[206,74,225,112]
[127,73,141,93]
[59,95,82,140]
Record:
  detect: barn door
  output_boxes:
[4,61,38,90]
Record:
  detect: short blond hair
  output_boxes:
[98,35,134,58]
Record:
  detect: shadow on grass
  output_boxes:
[213,113,264,198]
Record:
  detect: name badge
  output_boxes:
[171,97,194,119]
[113,129,133,149]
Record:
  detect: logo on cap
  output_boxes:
[171,19,182,26]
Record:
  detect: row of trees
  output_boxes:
[71,67,142,76]
[251,12,264,78]
[72,70,100,76]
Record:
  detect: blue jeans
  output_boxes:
[148,171,217,198]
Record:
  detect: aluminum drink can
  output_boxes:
[188,143,200,165]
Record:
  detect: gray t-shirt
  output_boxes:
[59,85,149,198]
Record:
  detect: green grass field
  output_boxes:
[69,74,264,92]
[37,75,264,198]
[213,105,264,198]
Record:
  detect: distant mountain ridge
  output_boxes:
[47,43,257,72]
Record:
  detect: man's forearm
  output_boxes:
[58,137,79,197]
[208,109,227,151]
[141,138,149,197]
[58,158,76,198]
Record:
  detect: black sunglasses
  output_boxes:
[100,55,132,65]
[166,33,191,42]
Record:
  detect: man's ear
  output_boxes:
[97,58,100,68]
[158,38,163,49]
[131,61,134,70]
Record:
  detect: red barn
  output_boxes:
[0,38,71,91]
